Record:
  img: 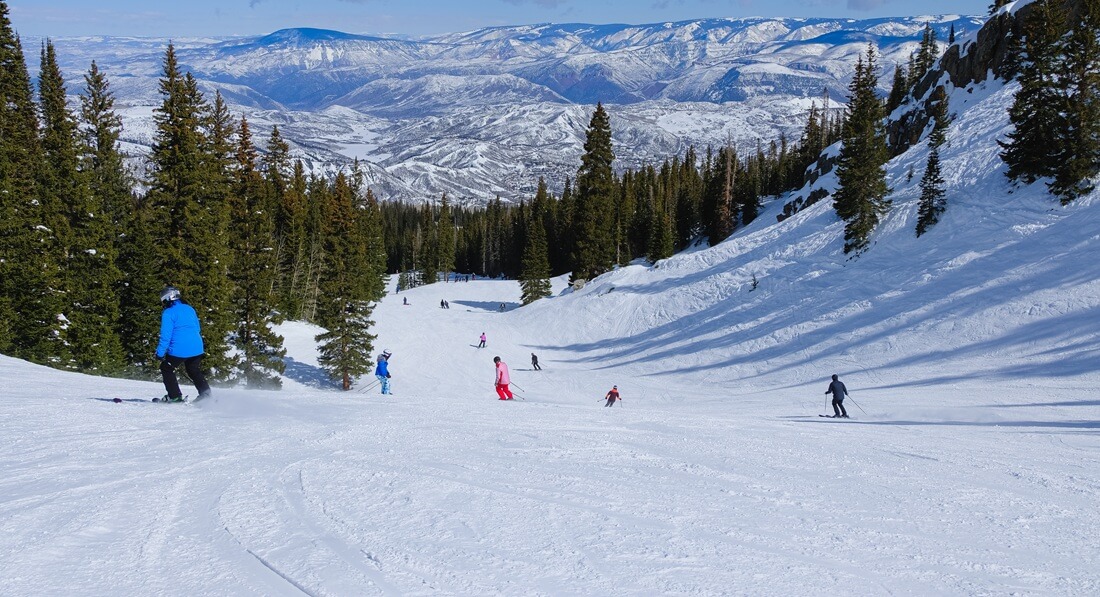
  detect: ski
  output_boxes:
[819,414,852,419]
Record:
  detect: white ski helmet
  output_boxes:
[160,286,181,305]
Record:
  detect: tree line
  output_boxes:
[0,2,386,389]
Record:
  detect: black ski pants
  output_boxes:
[532,360,541,371]
[161,355,210,399]
[832,396,848,417]
[605,398,616,407]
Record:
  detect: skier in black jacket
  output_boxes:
[825,374,849,418]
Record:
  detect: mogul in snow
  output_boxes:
[494,356,514,400]
[826,374,849,418]
[604,385,620,407]
[375,351,392,395]
[156,286,211,403]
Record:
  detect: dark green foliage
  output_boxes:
[519,205,552,304]
[1000,0,1067,185]
[147,46,236,379]
[572,103,617,281]
[886,65,909,114]
[833,45,892,255]
[44,47,127,373]
[228,117,285,388]
[314,173,377,390]
[916,93,950,237]
[77,58,132,371]
[436,194,456,280]
[990,0,1012,14]
[1049,0,1100,203]
[0,6,64,363]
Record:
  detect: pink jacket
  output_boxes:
[495,362,510,385]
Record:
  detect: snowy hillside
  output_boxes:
[2,53,1100,594]
[31,15,983,203]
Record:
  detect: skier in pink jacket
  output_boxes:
[494,356,514,400]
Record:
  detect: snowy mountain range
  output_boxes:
[35,15,983,203]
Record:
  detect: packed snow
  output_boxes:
[2,56,1100,596]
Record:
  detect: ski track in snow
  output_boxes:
[3,61,1100,595]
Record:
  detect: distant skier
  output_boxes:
[494,356,514,400]
[499,303,506,312]
[403,297,408,306]
[604,385,620,407]
[531,353,541,371]
[478,333,486,349]
[825,374,849,418]
[441,299,445,309]
[156,286,211,403]
[375,350,392,394]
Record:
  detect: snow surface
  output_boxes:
[3,56,1100,595]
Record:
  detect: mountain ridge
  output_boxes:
[38,14,983,203]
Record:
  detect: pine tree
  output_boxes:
[999,0,1067,184]
[315,172,375,390]
[989,0,1011,14]
[1049,0,1100,203]
[886,64,909,114]
[916,93,950,237]
[147,45,235,379]
[571,103,616,281]
[436,193,456,280]
[228,117,285,388]
[80,60,134,373]
[41,42,126,373]
[0,5,64,362]
[912,25,939,87]
[519,208,552,304]
[833,45,892,255]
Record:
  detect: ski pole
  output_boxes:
[510,382,526,392]
[359,379,380,393]
[847,394,868,415]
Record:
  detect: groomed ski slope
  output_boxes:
[3,70,1100,594]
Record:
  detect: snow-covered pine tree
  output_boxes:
[833,44,891,255]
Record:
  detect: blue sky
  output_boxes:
[11,0,991,38]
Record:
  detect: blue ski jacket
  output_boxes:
[156,301,205,359]
[375,358,390,377]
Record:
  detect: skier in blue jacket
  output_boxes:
[375,350,392,394]
[156,286,211,402]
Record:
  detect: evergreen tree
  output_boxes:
[833,45,892,255]
[912,25,939,87]
[359,188,388,303]
[571,103,616,281]
[519,207,552,304]
[228,117,285,388]
[116,197,161,375]
[0,6,64,362]
[315,173,375,390]
[1050,0,1100,203]
[886,64,909,114]
[79,60,133,373]
[916,93,950,236]
[999,0,1067,184]
[418,201,439,284]
[147,45,235,379]
[436,193,456,280]
[989,0,1011,14]
[40,42,126,373]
